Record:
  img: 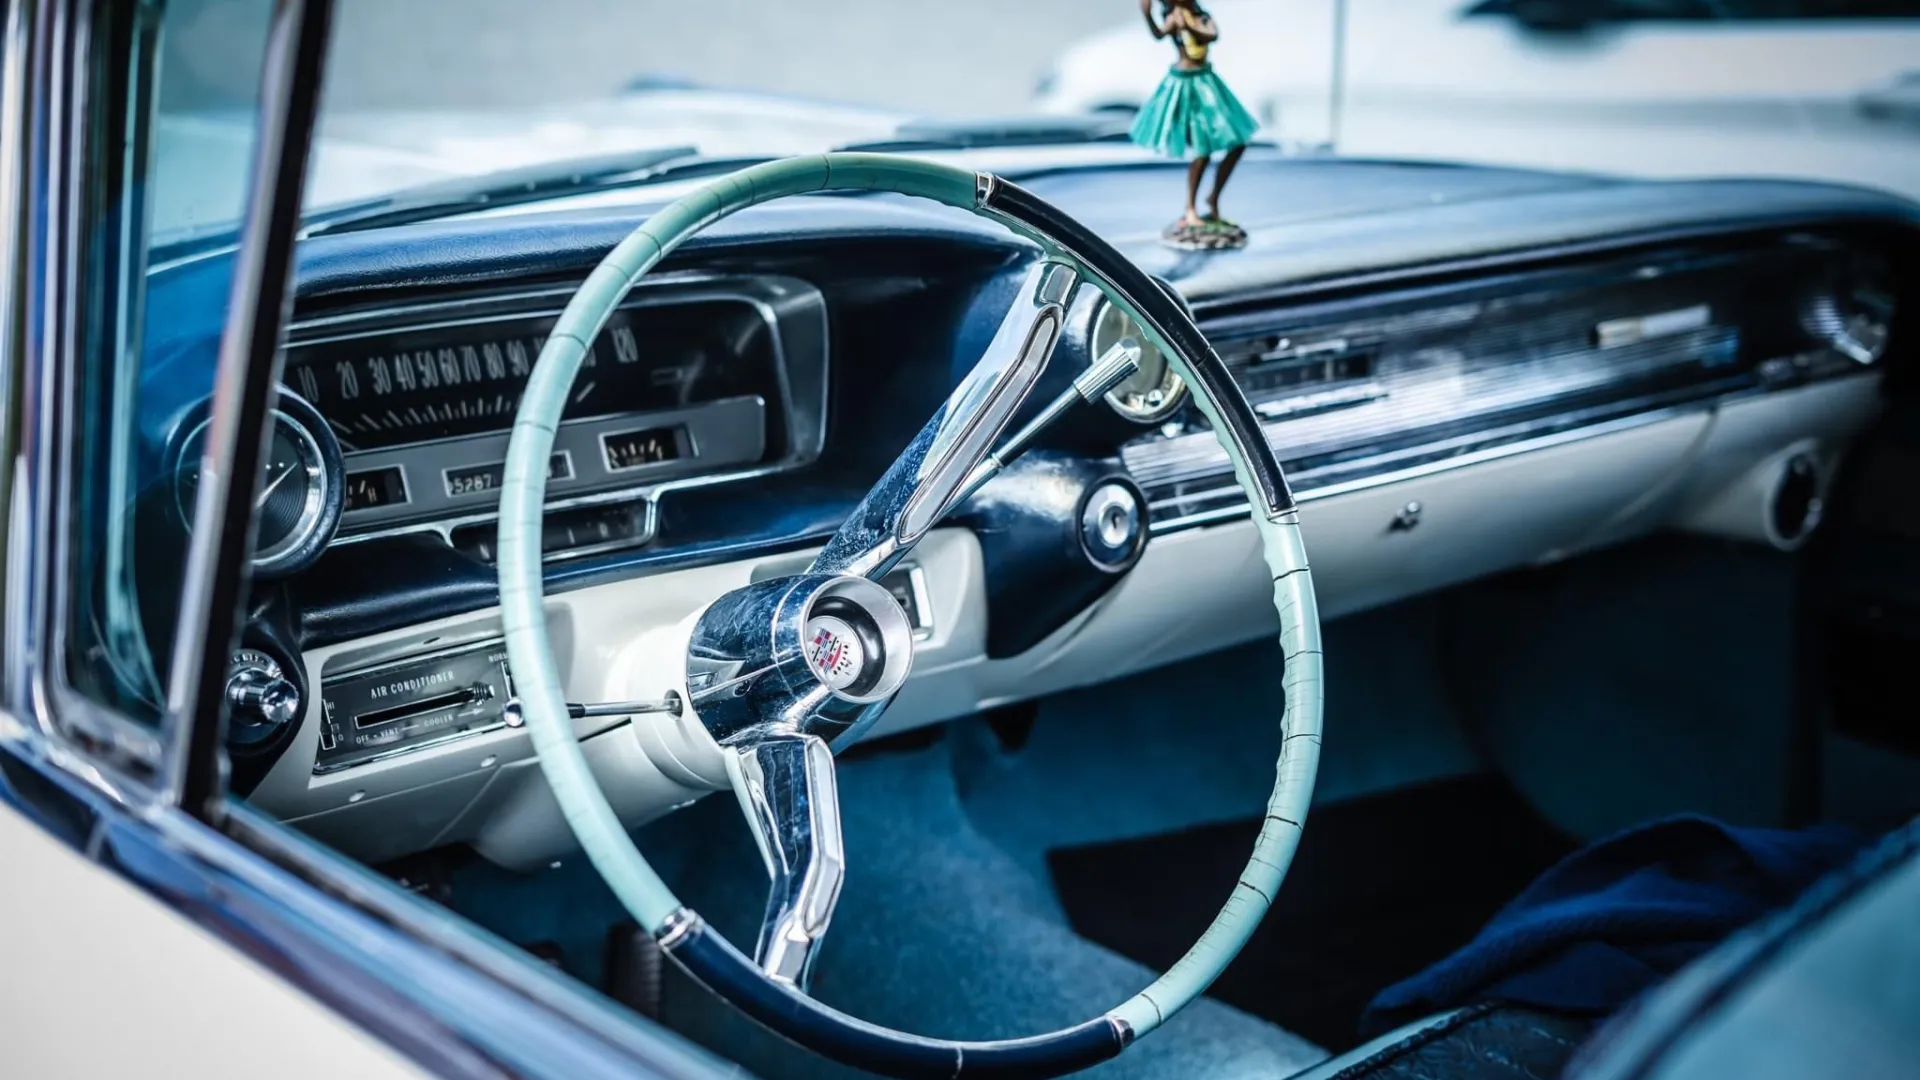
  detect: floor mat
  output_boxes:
[1047,774,1574,1052]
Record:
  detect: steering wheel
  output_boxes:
[497,154,1323,1079]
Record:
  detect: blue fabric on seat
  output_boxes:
[1361,815,1866,1036]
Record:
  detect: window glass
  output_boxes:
[62,0,271,726]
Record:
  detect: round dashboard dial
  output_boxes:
[1091,299,1188,423]
[173,390,344,579]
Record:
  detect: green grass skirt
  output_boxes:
[1128,64,1260,159]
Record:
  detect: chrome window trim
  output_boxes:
[291,273,830,552]
[0,0,39,705]
[7,0,181,799]
[1,0,342,810]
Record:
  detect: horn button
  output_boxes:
[687,573,915,747]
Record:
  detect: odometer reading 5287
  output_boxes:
[444,453,572,498]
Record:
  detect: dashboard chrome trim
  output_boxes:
[289,272,829,553]
[1140,369,1876,534]
[1128,376,1751,515]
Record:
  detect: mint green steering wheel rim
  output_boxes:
[497,153,1323,1075]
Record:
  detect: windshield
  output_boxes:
[153,0,1920,240]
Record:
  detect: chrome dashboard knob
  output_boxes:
[226,647,300,745]
[1080,480,1145,572]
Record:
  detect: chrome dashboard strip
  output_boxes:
[1140,384,1803,535]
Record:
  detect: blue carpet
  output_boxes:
[956,597,1481,886]
[1445,539,1801,838]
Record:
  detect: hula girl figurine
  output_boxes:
[1129,0,1260,250]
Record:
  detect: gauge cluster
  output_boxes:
[165,275,829,573]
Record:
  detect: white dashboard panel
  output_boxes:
[266,377,1881,869]
[1675,376,1882,550]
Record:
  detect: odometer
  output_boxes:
[444,453,572,498]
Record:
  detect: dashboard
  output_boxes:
[138,151,1914,869]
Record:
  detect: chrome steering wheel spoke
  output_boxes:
[809,258,1079,580]
[726,731,844,990]
[690,259,1146,990]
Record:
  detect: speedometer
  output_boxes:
[172,390,344,579]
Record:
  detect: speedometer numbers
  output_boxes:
[285,308,691,452]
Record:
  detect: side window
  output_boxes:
[59,0,272,731]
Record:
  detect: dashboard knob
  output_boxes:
[226,648,300,745]
[1080,480,1146,573]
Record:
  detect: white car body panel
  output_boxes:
[1034,0,1920,197]
[0,788,427,1080]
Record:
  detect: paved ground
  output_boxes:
[321,0,1126,115]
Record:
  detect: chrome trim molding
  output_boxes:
[656,906,701,950]
[250,407,333,571]
[973,171,996,208]
[16,0,178,792]
[0,0,39,702]
[901,562,934,642]
[728,733,844,990]
[166,0,336,810]
[1149,400,1718,533]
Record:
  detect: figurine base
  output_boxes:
[1161,217,1248,251]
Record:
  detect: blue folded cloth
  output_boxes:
[1360,814,1866,1036]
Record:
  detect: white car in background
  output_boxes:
[1034,0,1920,198]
